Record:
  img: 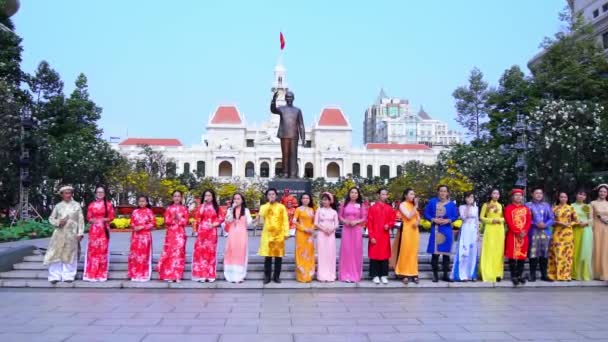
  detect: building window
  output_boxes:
[275,162,283,177]
[603,32,608,50]
[352,163,361,177]
[218,161,233,177]
[304,162,313,178]
[166,162,177,178]
[396,165,403,177]
[367,165,373,179]
[326,162,340,178]
[260,162,269,178]
[183,162,190,174]
[380,165,390,179]
[245,162,255,177]
[594,9,600,18]
[196,161,205,177]
[304,140,312,148]
[246,139,254,147]
[604,3,608,12]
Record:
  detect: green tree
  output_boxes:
[453,67,489,140]
[0,16,26,208]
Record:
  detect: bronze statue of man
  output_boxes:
[270,91,305,178]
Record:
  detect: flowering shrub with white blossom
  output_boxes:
[528,100,606,188]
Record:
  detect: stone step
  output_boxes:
[0,278,605,289]
[11,261,449,272]
[23,254,437,263]
[0,268,520,281]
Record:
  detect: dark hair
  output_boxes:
[265,188,278,197]
[321,193,337,211]
[170,190,184,206]
[555,191,570,205]
[299,193,314,208]
[378,188,388,194]
[95,185,110,218]
[201,189,219,214]
[137,195,152,209]
[230,193,247,218]
[486,188,500,204]
[344,187,363,206]
[437,184,449,193]
[401,188,415,203]
[463,191,475,204]
[530,186,544,194]
[597,184,608,193]
[575,188,588,196]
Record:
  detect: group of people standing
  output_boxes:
[43,182,608,286]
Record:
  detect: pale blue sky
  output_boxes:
[13,1,565,145]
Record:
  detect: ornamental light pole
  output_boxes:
[0,0,20,33]
[498,113,541,201]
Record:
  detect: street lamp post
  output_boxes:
[0,0,20,33]
[498,113,540,201]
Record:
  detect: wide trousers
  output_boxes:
[48,257,78,281]
[369,259,389,278]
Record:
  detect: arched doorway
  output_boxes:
[245,162,255,178]
[352,163,361,177]
[218,161,233,177]
[260,162,269,178]
[326,162,340,178]
[380,165,390,179]
[304,162,313,178]
[275,162,282,177]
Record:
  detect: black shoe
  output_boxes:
[518,277,526,285]
[442,274,453,283]
[49,280,58,285]
[263,275,271,284]
[496,277,502,282]
[273,277,282,284]
[441,256,452,282]
[431,255,439,283]
[273,258,282,283]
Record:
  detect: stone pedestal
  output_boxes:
[268,178,312,201]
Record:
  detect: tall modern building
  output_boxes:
[363,89,462,146]
[530,0,608,67]
[570,0,608,52]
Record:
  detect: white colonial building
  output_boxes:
[113,61,449,182]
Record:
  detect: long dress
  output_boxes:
[424,198,458,255]
[223,207,252,282]
[83,200,115,282]
[157,204,189,281]
[479,201,505,282]
[591,200,608,280]
[258,202,289,257]
[192,203,224,281]
[548,204,577,281]
[504,203,531,260]
[127,207,155,281]
[572,202,593,280]
[452,205,479,281]
[294,206,316,282]
[315,207,338,281]
[394,201,420,277]
[338,202,367,282]
[526,201,554,258]
[45,200,85,282]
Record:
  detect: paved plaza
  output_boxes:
[0,287,607,342]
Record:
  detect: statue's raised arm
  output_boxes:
[270,91,281,115]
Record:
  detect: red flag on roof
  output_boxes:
[280,32,285,50]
